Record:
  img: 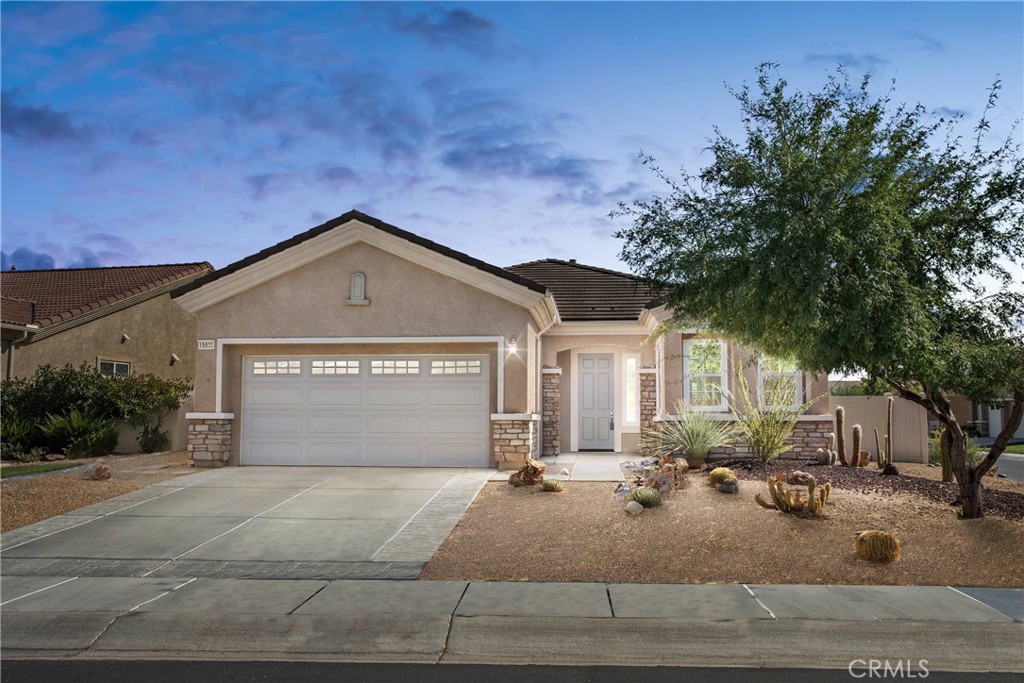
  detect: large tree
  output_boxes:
[616,64,1024,518]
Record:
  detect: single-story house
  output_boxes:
[172,210,832,469]
[1,262,212,381]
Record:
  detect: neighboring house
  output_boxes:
[172,210,832,469]
[1,263,213,381]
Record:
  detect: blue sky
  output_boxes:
[2,1,1022,273]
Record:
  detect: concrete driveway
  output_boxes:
[1,466,492,580]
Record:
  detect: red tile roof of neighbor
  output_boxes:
[506,259,661,321]
[0,263,213,328]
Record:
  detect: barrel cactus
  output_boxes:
[708,467,736,486]
[853,530,902,562]
[541,479,564,493]
[629,486,663,508]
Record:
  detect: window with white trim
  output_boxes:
[253,359,301,375]
[760,355,803,408]
[311,359,360,375]
[99,360,131,377]
[370,359,420,375]
[430,359,482,375]
[623,354,640,425]
[683,339,727,410]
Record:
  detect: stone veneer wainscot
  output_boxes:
[186,413,234,467]
[492,414,540,470]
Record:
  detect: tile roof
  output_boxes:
[506,259,661,321]
[0,263,213,329]
[173,210,547,299]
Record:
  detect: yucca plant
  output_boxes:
[729,372,819,463]
[640,400,736,466]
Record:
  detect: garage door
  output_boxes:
[241,355,490,467]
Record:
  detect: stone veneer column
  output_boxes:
[541,368,561,457]
[639,369,658,434]
[187,415,234,468]
[491,414,540,470]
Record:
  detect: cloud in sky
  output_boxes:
[802,52,890,72]
[0,90,93,144]
[385,6,498,56]
[2,247,56,271]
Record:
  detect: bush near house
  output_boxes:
[0,364,192,459]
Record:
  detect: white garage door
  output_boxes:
[241,355,490,467]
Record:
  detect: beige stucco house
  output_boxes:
[173,210,831,469]
[1,263,212,381]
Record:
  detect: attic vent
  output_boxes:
[590,306,615,311]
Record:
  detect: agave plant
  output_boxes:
[640,400,736,466]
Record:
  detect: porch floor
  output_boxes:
[490,452,635,482]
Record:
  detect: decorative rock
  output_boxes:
[42,453,66,462]
[508,458,546,487]
[81,462,112,481]
[560,468,570,476]
[881,463,900,476]
[718,480,739,494]
[613,483,632,501]
[997,473,1008,479]
[625,500,644,515]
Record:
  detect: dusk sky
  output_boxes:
[2,2,1022,274]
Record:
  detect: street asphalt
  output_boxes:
[1,466,1022,672]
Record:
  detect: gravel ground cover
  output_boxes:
[421,464,1024,586]
[0,451,193,532]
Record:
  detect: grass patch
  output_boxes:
[1004,444,1024,455]
[1,461,80,479]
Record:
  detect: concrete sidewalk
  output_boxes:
[2,577,1021,671]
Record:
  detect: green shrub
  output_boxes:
[541,479,565,492]
[1,364,191,453]
[730,371,820,463]
[708,467,736,485]
[138,424,171,454]
[641,400,736,465]
[41,410,118,458]
[629,487,663,508]
[0,408,38,461]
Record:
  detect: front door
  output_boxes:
[579,353,614,450]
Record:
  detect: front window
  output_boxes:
[760,354,803,408]
[683,339,727,410]
[99,360,131,377]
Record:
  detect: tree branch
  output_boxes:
[976,400,1024,476]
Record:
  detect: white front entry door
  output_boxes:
[579,353,614,450]
[240,355,489,467]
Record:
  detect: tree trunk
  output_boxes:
[939,428,953,483]
[945,420,984,519]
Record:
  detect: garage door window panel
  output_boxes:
[253,360,302,376]
[371,359,420,375]
[312,359,360,376]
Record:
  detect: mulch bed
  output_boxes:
[711,458,1024,521]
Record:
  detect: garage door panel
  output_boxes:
[428,386,487,406]
[368,415,421,433]
[426,442,487,465]
[366,387,424,406]
[427,415,485,435]
[308,387,363,405]
[306,442,363,466]
[241,355,488,467]
[307,414,362,433]
[247,386,304,406]
[247,413,304,435]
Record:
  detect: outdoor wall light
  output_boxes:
[508,337,518,355]
[120,333,131,343]
[169,353,181,366]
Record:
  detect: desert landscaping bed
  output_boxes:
[0,450,193,532]
[420,466,1024,587]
